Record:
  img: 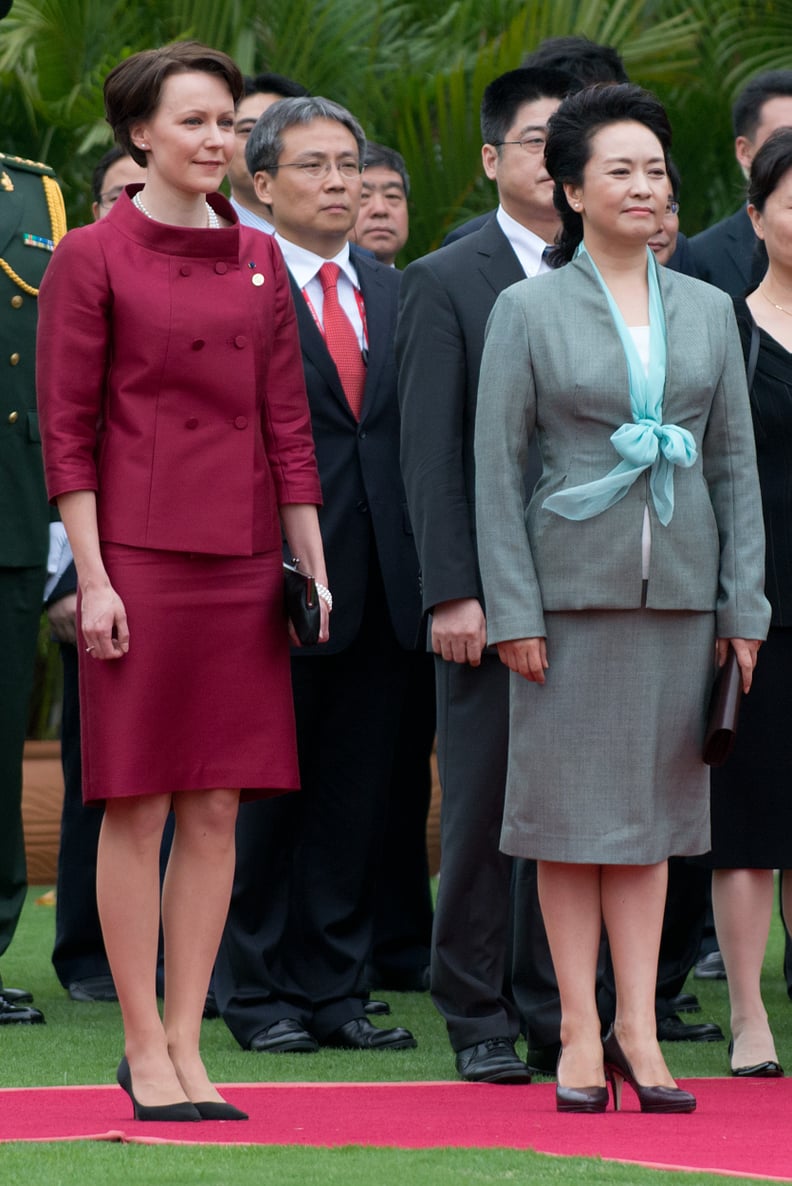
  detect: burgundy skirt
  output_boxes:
[78,543,299,804]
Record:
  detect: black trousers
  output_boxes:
[0,565,45,961]
[216,574,410,1046]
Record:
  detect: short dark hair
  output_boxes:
[91,145,129,204]
[733,69,792,141]
[748,126,792,212]
[362,142,410,196]
[480,66,578,146]
[245,95,366,176]
[545,83,672,264]
[104,41,244,166]
[242,72,308,100]
[667,158,681,201]
[523,36,629,86]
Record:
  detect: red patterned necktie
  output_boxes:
[318,262,366,419]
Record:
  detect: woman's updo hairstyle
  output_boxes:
[544,82,672,265]
[104,41,244,167]
[748,127,792,213]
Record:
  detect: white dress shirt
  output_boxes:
[274,235,365,347]
[229,196,275,235]
[496,206,554,278]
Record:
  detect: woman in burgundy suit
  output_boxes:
[37,43,327,1122]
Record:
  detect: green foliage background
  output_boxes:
[3,0,792,260]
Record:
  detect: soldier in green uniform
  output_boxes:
[0,94,67,1021]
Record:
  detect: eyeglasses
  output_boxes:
[666,199,680,216]
[98,187,125,208]
[490,135,547,155]
[265,159,365,180]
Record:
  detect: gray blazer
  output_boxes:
[474,252,771,644]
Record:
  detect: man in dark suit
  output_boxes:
[215,97,422,1053]
[690,70,792,296]
[396,67,575,1082]
[443,37,627,246]
[0,136,66,1024]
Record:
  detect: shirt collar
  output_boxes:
[229,196,275,235]
[274,235,359,290]
[495,205,553,277]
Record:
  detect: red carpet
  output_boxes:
[1,1079,791,1179]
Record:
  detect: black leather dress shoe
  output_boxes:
[0,996,45,1025]
[68,975,118,1002]
[526,1041,562,1076]
[693,950,727,979]
[363,998,391,1016]
[0,985,34,1004]
[323,1017,417,1050]
[455,1038,532,1084]
[657,1013,723,1042]
[249,1019,319,1053]
[668,992,700,1014]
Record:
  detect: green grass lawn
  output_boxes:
[1,884,789,1185]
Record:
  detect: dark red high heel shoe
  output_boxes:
[555,1050,609,1113]
[602,1027,696,1114]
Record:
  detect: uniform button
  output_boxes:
[9,352,20,366]
[8,410,19,423]
[191,339,205,350]
[180,265,192,276]
[11,295,23,309]
[233,335,247,349]
[234,416,248,430]
[185,417,199,430]
[215,262,228,275]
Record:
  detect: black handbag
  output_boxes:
[702,648,742,767]
[283,560,320,646]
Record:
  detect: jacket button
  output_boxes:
[191,339,205,350]
[180,265,192,276]
[10,295,23,308]
[234,416,248,430]
[185,417,199,429]
[358,429,367,439]
[356,500,369,513]
[215,262,228,275]
[234,335,247,349]
[9,352,20,366]
[8,410,19,423]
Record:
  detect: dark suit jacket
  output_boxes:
[0,152,61,567]
[288,245,421,654]
[396,217,528,614]
[442,210,495,247]
[689,205,765,297]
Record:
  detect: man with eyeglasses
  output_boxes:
[215,97,422,1056]
[91,146,147,220]
[396,66,578,1084]
[226,72,307,234]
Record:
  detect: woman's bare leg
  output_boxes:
[162,787,240,1104]
[97,793,188,1105]
[712,867,778,1068]
[601,861,676,1088]
[537,861,605,1087]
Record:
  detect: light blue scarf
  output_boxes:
[542,245,697,526]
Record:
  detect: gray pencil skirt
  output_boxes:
[499,608,716,865]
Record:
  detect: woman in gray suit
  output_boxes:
[475,85,770,1114]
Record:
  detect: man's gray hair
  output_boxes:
[245,96,367,175]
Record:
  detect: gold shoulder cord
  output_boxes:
[0,172,67,297]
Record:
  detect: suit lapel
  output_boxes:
[353,248,391,422]
[288,271,352,413]
[473,218,534,296]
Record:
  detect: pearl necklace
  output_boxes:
[133,190,220,229]
[759,282,792,318]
